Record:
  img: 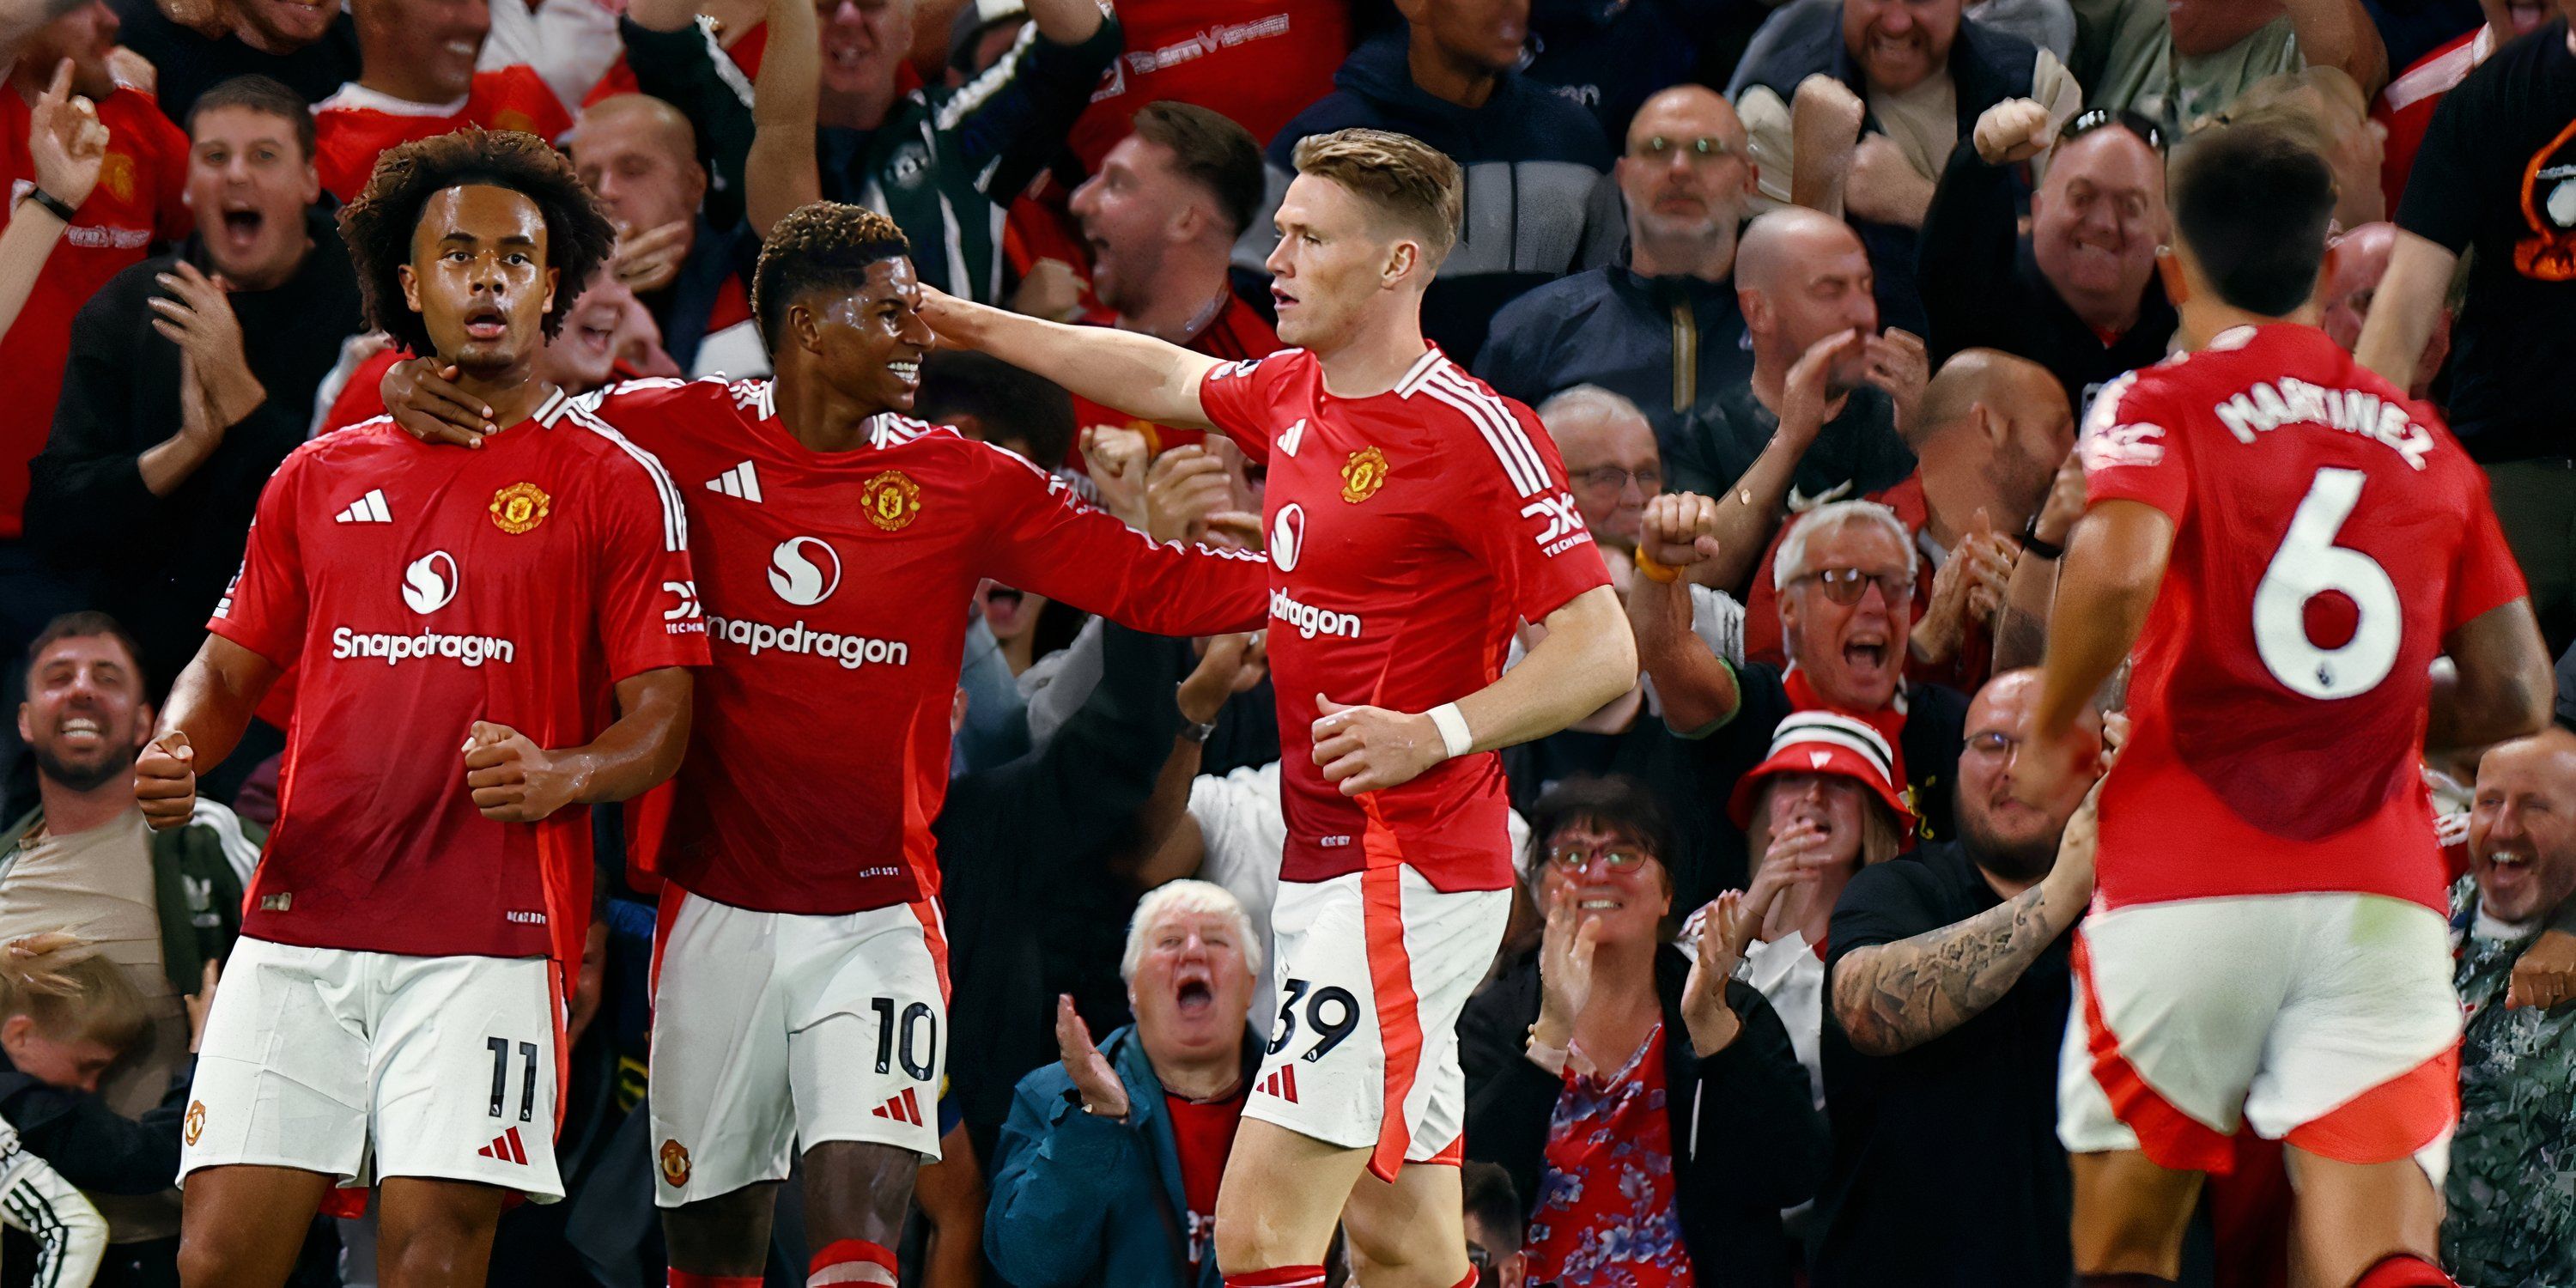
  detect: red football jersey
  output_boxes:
[1197,348,1610,892]
[2372,24,2491,220]
[2081,324,2526,913]
[0,87,190,536]
[313,67,576,202]
[1066,0,1348,167]
[575,377,1269,914]
[209,392,708,966]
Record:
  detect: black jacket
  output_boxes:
[1917,139,2177,420]
[24,206,364,695]
[938,622,1194,1163]
[1476,266,1757,499]
[0,1046,190,1196]
[1732,12,2043,337]
[1460,945,1827,1285]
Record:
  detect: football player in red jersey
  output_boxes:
[2026,122,2554,1288]
[922,129,1638,1288]
[374,200,1270,1288]
[132,130,706,1288]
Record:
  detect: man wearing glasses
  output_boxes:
[1920,99,2176,422]
[1479,87,1763,500]
[1628,492,1971,893]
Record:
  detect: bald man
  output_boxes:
[568,94,768,379]
[1479,87,1765,495]
[1920,98,2175,422]
[1740,348,2068,690]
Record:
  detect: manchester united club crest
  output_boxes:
[100,151,134,204]
[1340,446,1388,504]
[862,470,923,532]
[659,1139,692,1188]
[489,482,551,534]
[184,1100,205,1146]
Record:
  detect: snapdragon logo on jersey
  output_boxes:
[1271,588,1360,640]
[703,537,911,669]
[331,551,518,666]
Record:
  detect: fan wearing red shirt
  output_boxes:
[2029,123,2553,1288]
[374,202,1269,1288]
[133,131,704,1286]
[0,0,190,544]
[923,128,1636,1288]
[310,0,573,203]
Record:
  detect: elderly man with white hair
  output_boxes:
[986,881,1267,1287]
[1627,490,1971,896]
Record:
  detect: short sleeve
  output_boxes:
[207,453,313,668]
[2077,369,2190,522]
[2444,472,2530,634]
[1194,353,1285,462]
[2392,65,2488,252]
[1443,397,1612,625]
[588,445,710,681]
[1825,860,1940,967]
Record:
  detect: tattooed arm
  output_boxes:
[1832,793,2099,1057]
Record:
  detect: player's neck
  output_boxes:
[2175,298,2309,352]
[773,363,884,455]
[445,366,556,432]
[36,774,136,838]
[1310,304,1432,399]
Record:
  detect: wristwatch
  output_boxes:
[2020,514,2065,561]
[1181,717,1218,744]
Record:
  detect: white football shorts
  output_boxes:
[1245,866,1509,1181]
[647,890,947,1207]
[2058,892,2460,1185]
[181,935,565,1201]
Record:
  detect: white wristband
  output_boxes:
[1426,702,1473,761]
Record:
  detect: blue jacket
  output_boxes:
[985,1024,1264,1288]
[1246,33,1624,363]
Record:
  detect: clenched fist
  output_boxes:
[1974,98,2054,167]
[135,731,197,830]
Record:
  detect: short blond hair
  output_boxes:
[0,945,149,1055]
[1121,880,1261,984]
[1291,129,1464,270]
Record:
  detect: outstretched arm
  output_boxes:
[920,287,1221,431]
[745,0,819,238]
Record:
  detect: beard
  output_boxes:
[1960,803,2061,885]
[32,742,132,794]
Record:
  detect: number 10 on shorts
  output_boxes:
[1268,978,1360,1063]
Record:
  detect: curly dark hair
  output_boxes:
[751,202,913,354]
[337,128,617,357]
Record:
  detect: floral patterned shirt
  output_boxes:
[1526,1022,1697,1286]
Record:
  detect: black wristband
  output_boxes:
[21,187,76,224]
[2020,515,2064,561]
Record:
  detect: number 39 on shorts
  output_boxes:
[1268,978,1361,1063]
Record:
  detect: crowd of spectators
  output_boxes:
[0,0,2568,1283]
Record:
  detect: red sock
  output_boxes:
[1224,1268,1327,1288]
[667,1273,762,1288]
[808,1238,898,1286]
[2352,1255,2455,1288]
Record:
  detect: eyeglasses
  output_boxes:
[1965,731,2019,756]
[2059,107,2166,155]
[1546,844,1650,872]
[1575,465,1662,494]
[1795,567,1916,605]
[1631,135,1741,166]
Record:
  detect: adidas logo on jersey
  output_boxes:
[1257,1066,1299,1103]
[705,461,763,501]
[477,1127,529,1165]
[335,489,392,524]
[870,1087,926,1127]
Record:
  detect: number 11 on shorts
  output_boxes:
[486,1036,538,1123]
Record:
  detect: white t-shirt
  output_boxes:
[1741,929,1827,1109]
[1188,762,1533,1028]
